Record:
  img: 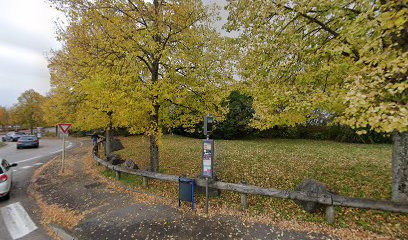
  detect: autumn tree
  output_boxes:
[50,0,231,171]
[46,16,142,156]
[226,0,408,202]
[11,90,45,133]
[0,106,9,129]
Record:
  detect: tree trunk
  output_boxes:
[148,0,161,172]
[149,47,160,172]
[105,112,113,157]
[105,127,112,157]
[392,131,408,203]
[149,134,159,172]
[149,99,160,172]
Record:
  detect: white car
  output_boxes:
[0,159,18,200]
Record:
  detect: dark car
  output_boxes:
[2,132,26,142]
[16,135,39,149]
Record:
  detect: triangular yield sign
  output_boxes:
[58,123,72,134]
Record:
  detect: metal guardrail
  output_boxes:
[92,146,408,224]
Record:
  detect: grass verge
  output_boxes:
[106,135,407,239]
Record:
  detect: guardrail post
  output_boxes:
[143,176,149,187]
[115,170,121,180]
[325,205,335,224]
[240,180,248,210]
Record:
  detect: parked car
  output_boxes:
[1,132,13,142]
[17,135,39,149]
[0,159,18,199]
[2,132,26,142]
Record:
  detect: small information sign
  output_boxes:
[202,139,214,178]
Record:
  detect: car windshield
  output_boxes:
[20,136,36,140]
[15,132,25,135]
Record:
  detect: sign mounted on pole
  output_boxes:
[57,123,72,173]
[202,139,214,178]
[57,123,72,134]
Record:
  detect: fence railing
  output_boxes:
[92,146,408,224]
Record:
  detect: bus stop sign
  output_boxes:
[202,139,214,178]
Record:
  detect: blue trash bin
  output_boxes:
[178,177,195,210]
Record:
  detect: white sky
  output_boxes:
[0,0,62,107]
[0,0,228,107]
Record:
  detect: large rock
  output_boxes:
[123,160,139,170]
[106,153,124,165]
[294,179,333,213]
[112,138,125,152]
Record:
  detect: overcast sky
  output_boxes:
[0,0,63,107]
[0,0,228,108]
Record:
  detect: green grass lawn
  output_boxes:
[110,135,407,238]
[0,142,5,148]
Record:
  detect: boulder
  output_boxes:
[123,160,139,170]
[106,153,124,165]
[294,179,333,213]
[112,138,125,152]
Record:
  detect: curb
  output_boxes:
[49,225,78,240]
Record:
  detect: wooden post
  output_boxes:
[143,176,149,187]
[115,171,121,180]
[325,205,335,224]
[240,181,248,210]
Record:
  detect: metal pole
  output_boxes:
[205,177,209,214]
[61,134,65,173]
[192,182,195,210]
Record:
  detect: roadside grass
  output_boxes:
[107,135,407,238]
[0,142,5,148]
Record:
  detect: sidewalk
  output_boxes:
[30,142,337,240]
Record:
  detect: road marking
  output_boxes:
[20,166,33,169]
[1,202,38,239]
[48,142,73,155]
[15,141,73,164]
[15,156,42,164]
[33,162,43,166]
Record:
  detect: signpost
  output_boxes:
[57,123,72,173]
[202,115,214,214]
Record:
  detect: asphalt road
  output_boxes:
[0,138,76,240]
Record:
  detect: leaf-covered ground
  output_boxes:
[115,135,408,239]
